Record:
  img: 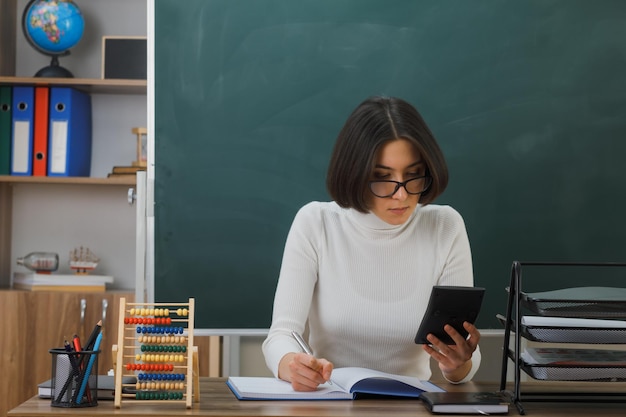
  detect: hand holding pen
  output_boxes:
[288,331,334,391]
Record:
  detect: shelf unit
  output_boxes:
[0,75,146,287]
[0,75,146,95]
[0,2,153,414]
[0,289,135,417]
[0,174,136,185]
[499,261,626,415]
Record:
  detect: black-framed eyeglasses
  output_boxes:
[368,176,432,198]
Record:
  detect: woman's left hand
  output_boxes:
[422,321,480,382]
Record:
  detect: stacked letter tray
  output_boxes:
[520,346,626,381]
[521,286,626,319]
[519,316,626,344]
[519,362,626,382]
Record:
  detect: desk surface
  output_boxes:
[7,378,626,417]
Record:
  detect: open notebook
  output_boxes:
[227,367,443,400]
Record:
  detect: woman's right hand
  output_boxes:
[278,352,334,391]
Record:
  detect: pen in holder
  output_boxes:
[49,347,100,408]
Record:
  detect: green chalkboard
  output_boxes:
[155,0,626,330]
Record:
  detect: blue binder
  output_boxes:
[48,87,92,177]
[0,86,12,175]
[10,86,35,176]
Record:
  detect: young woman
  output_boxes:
[262,96,481,391]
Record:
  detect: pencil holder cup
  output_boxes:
[49,348,100,408]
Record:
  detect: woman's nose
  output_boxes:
[391,183,408,200]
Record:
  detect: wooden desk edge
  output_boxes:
[8,378,626,417]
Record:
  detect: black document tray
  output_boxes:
[520,362,626,382]
[496,314,626,344]
[521,287,626,319]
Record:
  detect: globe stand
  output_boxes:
[34,54,74,78]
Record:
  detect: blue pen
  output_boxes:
[75,331,103,404]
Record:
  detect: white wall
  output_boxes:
[11,0,148,289]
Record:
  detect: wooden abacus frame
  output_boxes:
[112,298,199,408]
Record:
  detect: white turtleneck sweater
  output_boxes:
[262,201,481,383]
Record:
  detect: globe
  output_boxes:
[22,0,85,77]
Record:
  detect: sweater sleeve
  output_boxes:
[262,203,321,377]
[435,206,481,383]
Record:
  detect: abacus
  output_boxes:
[112,298,199,408]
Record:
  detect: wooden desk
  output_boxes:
[7,378,626,417]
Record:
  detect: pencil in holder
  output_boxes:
[49,348,100,407]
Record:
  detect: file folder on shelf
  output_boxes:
[0,86,11,175]
[10,86,35,176]
[33,86,50,176]
[48,87,92,177]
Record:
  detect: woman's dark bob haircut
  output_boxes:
[326,96,448,213]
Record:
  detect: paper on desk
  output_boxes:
[521,316,626,328]
[522,347,626,366]
[520,316,626,344]
[521,347,626,381]
[226,377,350,400]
